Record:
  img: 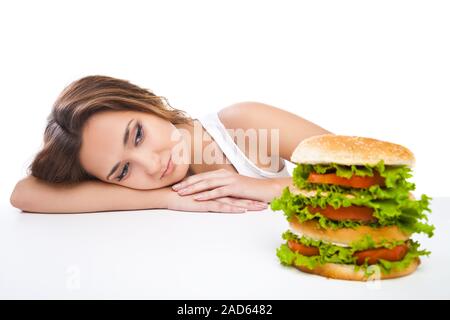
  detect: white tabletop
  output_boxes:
[1,197,449,299]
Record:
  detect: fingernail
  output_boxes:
[172,183,181,190]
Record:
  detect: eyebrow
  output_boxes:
[106,118,135,180]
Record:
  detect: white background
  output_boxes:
[1,0,449,299]
[1,198,449,299]
[1,0,449,200]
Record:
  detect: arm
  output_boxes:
[219,101,332,160]
[217,102,324,202]
[10,175,264,214]
[170,103,317,205]
[10,175,169,213]
[267,177,295,202]
[170,169,295,204]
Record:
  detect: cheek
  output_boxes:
[147,128,172,149]
[124,173,162,190]
[79,151,103,179]
[166,125,184,146]
[122,161,189,189]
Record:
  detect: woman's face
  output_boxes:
[79,110,191,190]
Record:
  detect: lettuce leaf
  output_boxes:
[282,230,406,250]
[276,234,430,276]
[273,160,433,277]
[270,186,434,237]
[293,160,416,195]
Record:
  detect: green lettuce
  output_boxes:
[270,186,434,237]
[282,230,406,251]
[277,232,430,276]
[293,160,416,195]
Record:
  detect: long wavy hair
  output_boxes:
[28,75,194,184]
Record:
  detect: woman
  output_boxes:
[10,75,330,213]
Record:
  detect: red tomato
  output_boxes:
[288,240,320,256]
[354,244,408,265]
[306,205,376,223]
[307,172,385,188]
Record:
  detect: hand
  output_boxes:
[165,188,267,213]
[171,169,276,204]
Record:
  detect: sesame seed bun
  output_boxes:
[291,134,415,167]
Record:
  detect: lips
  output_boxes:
[160,155,172,179]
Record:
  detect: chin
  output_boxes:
[163,163,189,186]
[173,163,189,181]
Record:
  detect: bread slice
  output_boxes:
[291,134,415,167]
[289,219,411,246]
[295,258,420,281]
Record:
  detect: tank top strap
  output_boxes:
[196,112,291,179]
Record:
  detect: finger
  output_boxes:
[201,195,267,208]
[172,169,229,191]
[191,186,229,200]
[185,196,247,213]
[214,197,268,210]
[177,177,232,196]
[208,200,248,213]
[231,199,268,211]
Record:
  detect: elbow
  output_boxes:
[9,182,25,210]
[10,181,29,212]
[10,190,23,211]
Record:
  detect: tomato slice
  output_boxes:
[306,205,376,223]
[307,172,385,188]
[354,244,408,265]
[288,239,409,265]
[288,240,320,256]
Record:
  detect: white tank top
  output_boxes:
[196,112,293,179]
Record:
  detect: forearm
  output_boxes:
[270,177,294,199]
[258,177,294,204]
[10,176,170,213]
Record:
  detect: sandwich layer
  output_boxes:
[289,219,411,246]
[277,232,427,281]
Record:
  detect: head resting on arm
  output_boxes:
[28,75,193,190]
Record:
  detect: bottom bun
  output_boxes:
[295,258,420,281]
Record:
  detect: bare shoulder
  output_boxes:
[218,101,283,128]
[217,101,331,160]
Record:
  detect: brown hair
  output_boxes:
[28,75,194,184]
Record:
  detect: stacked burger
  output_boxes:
[270,134,434,281]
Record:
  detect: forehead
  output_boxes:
[79,110,139,176]
[84,110,136,131]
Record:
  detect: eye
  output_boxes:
[116,162,129,181]
[116,123,144,181]
[135,122,144,145]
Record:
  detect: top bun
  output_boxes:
[291,134,415,167]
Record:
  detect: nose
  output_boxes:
[133,150,163,176]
